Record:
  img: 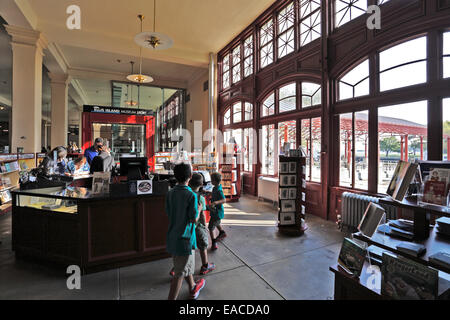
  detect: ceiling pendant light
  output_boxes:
[125,62,140,106]
[127,16,154,84]
[134,0,173,50]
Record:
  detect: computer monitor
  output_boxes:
[120,157,148,180]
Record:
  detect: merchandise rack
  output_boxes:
[219,144,240,202]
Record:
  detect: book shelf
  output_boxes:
[219,144,240,202]
[277,155,307,235]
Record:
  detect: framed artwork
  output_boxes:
[280,212,295,225]
[288,188,297,199]
[288,175,297,186]
[279,188,289,200]
[280,175,289,186]
[281,200,296,212]
[280,162,289,174]
[289,162,297,173]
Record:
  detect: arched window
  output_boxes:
[224,108,231,126]
[444,32,450,79]
[277,2,295,59]
[302,82,321,108]
[279,83,296,113]
[379,37,427,92]
[232,45,242,84]
[335,0,368,28]
[338,59,370,100]
[260,19,275,68]
[261,93,275,117]
[299,0,321,47]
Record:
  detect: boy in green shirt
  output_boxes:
[208,172,227,250]
[166,163,206,300]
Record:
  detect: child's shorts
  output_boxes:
[208,216,222,231]
[196,224,209,250]
[172,252,195,278]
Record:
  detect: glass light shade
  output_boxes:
[126,74,154,83]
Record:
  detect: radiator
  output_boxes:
[257,176,278,205]
[341,192,397,230]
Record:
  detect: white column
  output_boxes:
[5,25,47,153]
[49,73,70,148]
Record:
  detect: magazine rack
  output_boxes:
[219,144,241,203]
[277,155,307,235]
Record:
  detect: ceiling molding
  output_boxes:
[0,0,33,29]
[70,79,89,106]
[44,42,70,74]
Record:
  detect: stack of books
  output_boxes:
[436,217,450,237]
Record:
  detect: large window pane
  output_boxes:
[278,121,297,155]
[224,108,231,126]
[261,93,275,117]
[299,0,321,47]
[354,111,369,190]
[301,119,311,181]
[338,59,369,100]
[335,0,368,28]
[278,2,295,58]
[260,19,274,68]
[339,113,353,187]
[379,37,427,91]
[261,124,275,175]
[244,102,253,121]
[302,82,321,108]
[222,54,230,89]
[279,83,296,113]
[244,35,254,78]
[311,117,321,182]
[444,32,450,79]
[243,128,254,172]
[378,101,428,193]
[444,98,450,161]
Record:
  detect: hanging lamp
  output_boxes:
[134,0,173,50]
[127,16,154,83]
[125,62,139,105]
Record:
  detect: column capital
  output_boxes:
[48,73,71,86]
[5,24,48,55]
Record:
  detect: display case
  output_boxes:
[12,185,169,274]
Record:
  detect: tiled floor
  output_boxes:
[0,196,348,300]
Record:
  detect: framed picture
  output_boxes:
[288,175,297,186]
[280,162,289,174]
[280,212,295,225]
[279,188,289,200]
[288,188,297,199]
[281,200,296,212]
[280,175,289,186]
[289,162,297,173]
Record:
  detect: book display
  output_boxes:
[338,238,367,277]
[386,160,418,201]
[219,144,240,202]
[277,155,307,235]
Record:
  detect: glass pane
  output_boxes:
[278,28,295,58]
[339,113,353,187]
[232,46,241,66]
[354,111,369,190]
[261,92,275,117]
[311,117,321,182]
[339,59,369,100]
[335,0,367,28]
[222,71,230,89]
[302,82,321,108]
[299,0,321,47]
[444,32,450,78]
[232,64,241,84]
[301,119,311,181]
[243,128,254,172]
[223,54,230,72]
[260,43,274,68]
[445,57,450,79]
[244,56,253,77]
[445,32,450,55]
[380,61,427,92]
[231,129,243,152]
[233,102,242,123]
[300,0,321,18]
[444,98,450,161]
[244,102,253,121]
[224,108,231,126]
[261,124,275,175]
[279,83,296,113]
[260,19,274,46]
[379,37,427,72]
[244,35,253,58]
[278,2,295,34]
[378,101,428,193]
[279,121,297,155]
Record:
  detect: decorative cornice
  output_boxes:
[5,24,48,55]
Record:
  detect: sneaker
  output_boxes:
[211,241,218,250]
[200,263,216,275]
[216,231,227,241]
[190,279,206,300]
[169,269,175,277]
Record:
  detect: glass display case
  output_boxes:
[92,123,146,161]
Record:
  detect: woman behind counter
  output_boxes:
[39,146,69,175]
[66,156,90,176]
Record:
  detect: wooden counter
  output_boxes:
[11,186,169,274]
